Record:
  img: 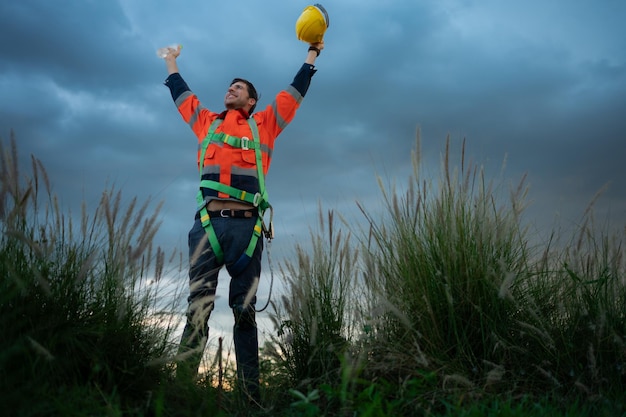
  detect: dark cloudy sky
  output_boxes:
[2,1,625,342]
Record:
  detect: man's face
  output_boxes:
[224,81,255,111]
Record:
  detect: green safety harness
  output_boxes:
[196,117,274,274]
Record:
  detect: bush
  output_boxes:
[266,132,626,415]
[0,133,182,415]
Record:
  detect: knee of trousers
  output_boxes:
[232,302,256,331]
[187,298,215,323]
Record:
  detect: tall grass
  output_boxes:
[358,137,532,386]
[3,128,625,416]
[266,208,361,398]
[519,204,626,398]
[357,134,625,401]
[267,131,625,415]
[0,133,184,415]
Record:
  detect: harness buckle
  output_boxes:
[261,204,274,240]
[252,192,262,207]
[241,137,250,150]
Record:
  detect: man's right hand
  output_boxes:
[164,45,182,75]
[164,45,182,60]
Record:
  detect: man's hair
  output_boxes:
[231,78,258,115]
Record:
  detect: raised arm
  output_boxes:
[290,40,325,98]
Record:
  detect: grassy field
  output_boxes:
[1,132,624,416]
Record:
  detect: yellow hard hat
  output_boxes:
[295,4,329,44]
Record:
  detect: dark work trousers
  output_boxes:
[177,215,262,402]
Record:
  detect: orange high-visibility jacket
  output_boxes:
[165,64,317,204]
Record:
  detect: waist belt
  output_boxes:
[195,208,258,219]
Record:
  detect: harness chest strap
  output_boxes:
[195,117,272,266]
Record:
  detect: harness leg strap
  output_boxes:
[199,207,224,263]
[231,217,263,275]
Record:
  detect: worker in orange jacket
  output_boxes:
[161,40,324,402]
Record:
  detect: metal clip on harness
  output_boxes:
[262,204,274,240]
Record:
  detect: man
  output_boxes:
[161,40,324,402]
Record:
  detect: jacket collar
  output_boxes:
[218,108,250,120]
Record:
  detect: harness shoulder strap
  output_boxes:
[247,119,269,211]
[196,118,225,262]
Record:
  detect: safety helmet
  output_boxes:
[295,4,329,44]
